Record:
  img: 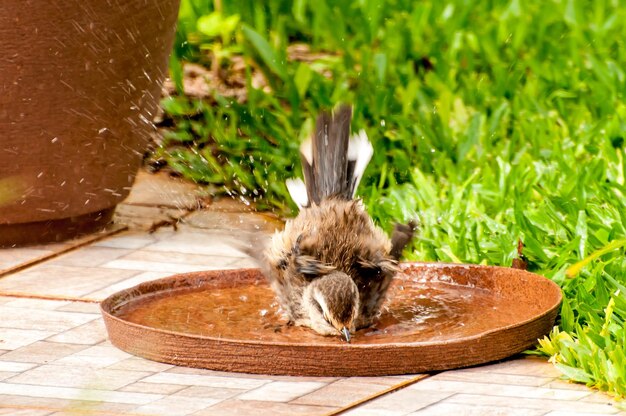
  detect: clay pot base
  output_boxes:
[0,208,114,247]
[101,263,561,376]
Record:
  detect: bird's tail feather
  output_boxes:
[288,105,373,208]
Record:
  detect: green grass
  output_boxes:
[158,0,626,399]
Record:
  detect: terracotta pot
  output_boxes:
[0,0,180,246]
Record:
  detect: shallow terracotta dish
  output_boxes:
[101,263,561,376]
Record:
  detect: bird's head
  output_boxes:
[303,271,359,342]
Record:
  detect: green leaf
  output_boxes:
[575,210,588,259]
[168,53,184,94]
[555,363,593,384]
[566,239,626,277]
[294,63,313,98]
[564,0,579,26]
[293,0,306,23]
[374,52,387,83]
[242,24,287,80]
[197,12,223,38]
[197,12,240,38]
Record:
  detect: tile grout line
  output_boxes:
[0,403,151,416]
[0,291,101,303]
[404,391,457,414]
[0,225,128,279]
[323,373,434,416]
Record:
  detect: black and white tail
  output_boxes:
[286,105,373,208]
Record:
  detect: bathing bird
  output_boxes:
[260,105,415,342]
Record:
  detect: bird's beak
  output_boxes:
[341,327,351,343]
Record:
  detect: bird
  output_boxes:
[256,104,415,342]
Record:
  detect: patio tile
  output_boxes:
[407,402,546,416]
[141,372,271,390]
[0,304,98,332]
[163,366,234,376]
[113,204,188,232]
[0,394,139,414]
[0,409,51,415]
[351,375,418,385]
[0,328,56,350]
[544,412,624,416]
[0,362,37,372]
[202,196,256,213]
[0,372,16,381]
[106,356,174,373]
[94,232,157,249]
[123,171,208,210]
[46,319,107,345]
[48,246,131,267]
[0,341,87,364]
[458,356,562,378]
[120,381,186,395]
[0,228,126,276]
[54,302,101,314]
[131,396,221,416]
[0,265,140,298]
[196,399,337,416]
[344,388,452,415]
[546,381,595,392]
[6,364,151,390]
[0,247,55,272]
[434,369,553,387]
[407,379,590,400]
[84,271,173,300]
[100,258,227,274]
[122,249,239,264]
[228,257,261,268]
[3,298,70,311]
[175,385,245,400]
[107,249,244,270]
[0,384,161,405]
[237,380,327,402]
[580,391,620,404]
[292,378,397,407]
[164,366,337,383]
[183,210,282,233]
[53,344,133,369]
[343,409,406,416]
[446,393,620,414]
[142,231,247,257]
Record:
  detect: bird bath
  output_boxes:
[100,263,561,376]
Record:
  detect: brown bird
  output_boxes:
[259,105,415,342]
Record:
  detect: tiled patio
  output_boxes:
[0,172,623,416]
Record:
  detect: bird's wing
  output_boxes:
[352,255,398,329]
[389,220,418,260]
[294,254,336,278]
